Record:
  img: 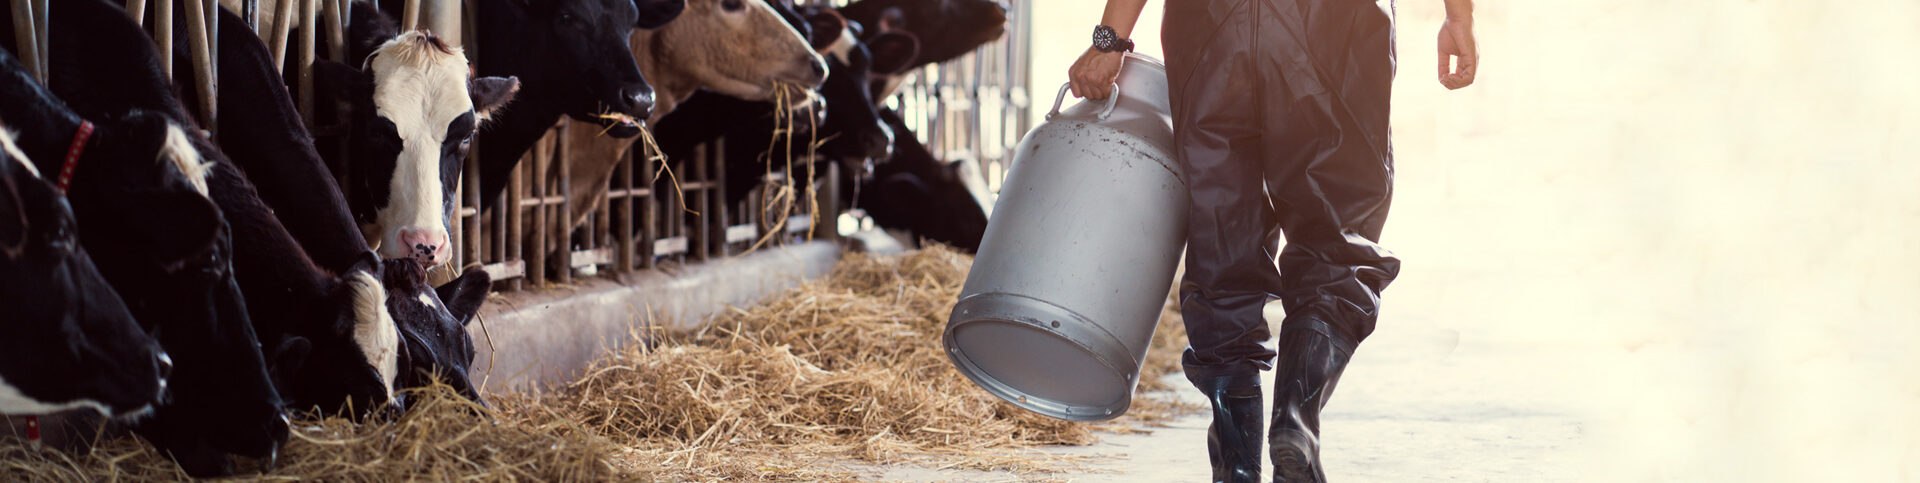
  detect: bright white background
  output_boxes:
[1024,0,1920,480]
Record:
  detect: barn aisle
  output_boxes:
[866,0,1920,480]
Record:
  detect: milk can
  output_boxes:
[944,53,1186,422]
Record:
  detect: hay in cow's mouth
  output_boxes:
[1,249,1196,480]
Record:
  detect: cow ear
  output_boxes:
[313,60,372,102]
[634,0,686,29]
[875,6,908,35]
[806,10,847,52]
[436,268,491,326]
[469,76,520,123]
[866,32,921,75]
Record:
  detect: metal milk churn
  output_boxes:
[944,53,1185,422]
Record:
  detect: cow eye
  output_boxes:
[721,0,744,12]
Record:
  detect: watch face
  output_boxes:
[1093,26,1115,50]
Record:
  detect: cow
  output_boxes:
[382,258,491,405]
[839,0,1007,99]
[449,0,684,213]
[542,0,826,256]
[310,3,519,267]
[655,6,921,211]
[174,5,494,411]
[199,156,403,419]
[857,107,989,252]
[0,123,171,420]
[0,8,287,472]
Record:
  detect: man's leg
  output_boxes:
[1164,1,1280,482]
[1254,0,1400,481]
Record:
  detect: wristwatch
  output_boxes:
[1092,25,1134,53]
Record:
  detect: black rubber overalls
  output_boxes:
[1165,0,1400,380]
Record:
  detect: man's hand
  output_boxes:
[1437,16,1478,89]
[1069,47,1126,99]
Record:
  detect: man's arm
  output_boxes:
[1067,0,1149,99]
[1438,0,1478,89]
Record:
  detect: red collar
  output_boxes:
[56,121,93,194]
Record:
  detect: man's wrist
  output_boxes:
[1443,0,1473,21]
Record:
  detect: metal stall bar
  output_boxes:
[266,0,293,71]
[10,0,42,84]
[127,0,147,27]
[184,0,216,135]
[553,121,572,284]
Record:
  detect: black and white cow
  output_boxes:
[0,6,287,472]
[453,0,685,213]
[0,123,171,420]
[382,258,491,405]
[859,107,989,252]
[175,5,494,411]
[312,3,519,267]
[839,0,1007,99]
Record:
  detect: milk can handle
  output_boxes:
[1046,82,1121,121]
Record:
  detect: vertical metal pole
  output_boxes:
[127,0,148,25]
[241,0,258,32]
[691,142,709,261]
[528,134,549,287]
[185,0,216,136]
[553,122,571,284]
[401,0,419,30]
[464,148,482,271]
[710,140,729,256]
[297,0,316,125]
[322,0,344,63]
[267,0,293,72]
[614,151,634,273]
[32,0,46,84]
[157,0,172,79]
[505,159,524,290]
[638,145,656,269]
[10,1,40,84]
[421,0,459,46]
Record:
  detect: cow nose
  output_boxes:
[396,228,450,266]
[865,133,894,161]
[810,60,828,79]
[623,86,655,121]
[156,352,174,380]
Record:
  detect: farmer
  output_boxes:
[1067,0,1478,481]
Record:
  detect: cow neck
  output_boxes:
[634,31,699,125]
[202,6,372,275]
[203,162,335,342]
[473,85,564,211]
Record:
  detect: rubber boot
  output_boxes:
[1191,373,1265,483]
[1269,328,1353,483]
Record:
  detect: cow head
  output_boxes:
[479,0,656,136]
[0,127,169,420]
[381,259,490,406]
[59,117,289,477]
[316,32,518,267]
[647,0,825,112]
[840,0,1007,100]
[267,258,405,419]
[805,9,920,172]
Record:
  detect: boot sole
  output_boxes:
[1272,446,1318,482]
[1269,430,1323,483]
